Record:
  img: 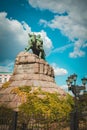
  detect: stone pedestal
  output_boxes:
[0,52,66,109]
[10,52,55,87]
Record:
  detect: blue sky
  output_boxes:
[0,0,87,92]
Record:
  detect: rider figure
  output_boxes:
[25,33,36,51]
[36,34,45,59]
[25,33,46,60]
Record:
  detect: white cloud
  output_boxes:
[60,84,73,95]
[0,12,31,45]
[70,50,85,58]
[69,40,86,58]
[29,0,87,25]
[0,60,14,72]
[29,0,87,58]
[28,0,69,13]
[0,12,31,62]
[60,84,68,92]
[40,15,87,41]
[52,43,73,53]
[40,15,87,58]
[0,66,10,72]
[0,12,53,63]
[51,63,68,76]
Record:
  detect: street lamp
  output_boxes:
[66,74,87,97]
[66,74,87,130]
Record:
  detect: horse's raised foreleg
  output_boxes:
[25,46,31,52]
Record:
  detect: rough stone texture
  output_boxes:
[0,52,66,110]
[10,52,55,86]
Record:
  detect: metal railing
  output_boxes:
[0,111,87,130]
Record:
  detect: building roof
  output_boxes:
[0,72,12,74]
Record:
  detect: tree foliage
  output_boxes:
[18,86,74,120]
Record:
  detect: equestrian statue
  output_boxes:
[25,33,46,60]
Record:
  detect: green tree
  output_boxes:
[19,87,74,120]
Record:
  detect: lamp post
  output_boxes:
[66,74,87,130]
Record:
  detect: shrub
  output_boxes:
[2,81,10,88]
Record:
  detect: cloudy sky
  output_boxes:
[0,0,87,91]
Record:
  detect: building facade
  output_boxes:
[0,72,12,87]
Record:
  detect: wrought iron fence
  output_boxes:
[78,112,87,130]
[0,108,17,130]
[70,111,87,130]
[17,113,70,130]
[0,110,87,130]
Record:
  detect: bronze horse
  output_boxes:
[25,33,45,60]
